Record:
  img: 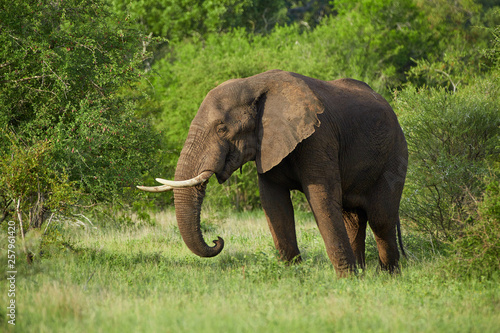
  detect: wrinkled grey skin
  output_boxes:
[171,70,407,277]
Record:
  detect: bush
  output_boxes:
[0,130,78,229]
[447,173,500,278]
[395,74,500,242]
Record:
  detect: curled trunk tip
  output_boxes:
[206,236,224,257]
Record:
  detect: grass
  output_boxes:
[1,209,499,332]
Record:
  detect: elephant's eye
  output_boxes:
[217,124,228,136]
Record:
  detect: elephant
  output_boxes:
[138,69,408,277]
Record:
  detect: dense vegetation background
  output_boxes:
[1,0,499,281]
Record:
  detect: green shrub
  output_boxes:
[396,74,500,242]
[0,129,78,229]
[447,173,500,279]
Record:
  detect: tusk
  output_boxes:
[136,184,173,192]
[137,171,213,192]
[155,171,213,188]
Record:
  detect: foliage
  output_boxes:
[0,130,78,229]
[285,0,333,28]
[396,74,500,242]
[406,2,500,88]
[447,173,500,279]
[110,0,287,41]
[110,0,336,41]
[397,22,500,275]
[484,21,500,66]
[0,0,162,227]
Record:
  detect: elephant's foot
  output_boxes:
[335,252,358,278]
[335,262,358,278]
[379,260,401,274]
[372,225,401,274]
[281,253,302,265]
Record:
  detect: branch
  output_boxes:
[42,60,69,96]
[433,69,457,92]
[16,198,30,263]
[0,75,47,84]
[25,86,59,98]
[8,34,22,42]
[90,80,105,97]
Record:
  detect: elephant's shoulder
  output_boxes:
[329,78,373,92]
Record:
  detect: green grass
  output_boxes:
[1,210,499,333]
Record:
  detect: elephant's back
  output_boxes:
[328,78,373,91]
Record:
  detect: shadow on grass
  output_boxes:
[70,237,429,274]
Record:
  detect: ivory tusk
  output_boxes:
[136,184,174,192]
[155,171,213,188]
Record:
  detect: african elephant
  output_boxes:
[138,70,408,277]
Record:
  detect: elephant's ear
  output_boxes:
[250,70,324,173]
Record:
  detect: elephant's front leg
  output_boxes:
[258,174,301,263]
[305,183,357,277]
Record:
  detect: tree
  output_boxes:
[0,0,162,228]
[110,0,289,41]
[110,0,337,42]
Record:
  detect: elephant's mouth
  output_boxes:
[216,147,256,184]
[216,152,238,183]
[216,160,239,184]
[216,170,231,184]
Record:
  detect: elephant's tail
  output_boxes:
[397,218,407,258]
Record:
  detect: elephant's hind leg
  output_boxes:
[343,209,368,270]
[367,168,405,273]
[368,210,401,273]
[258,174,301,263]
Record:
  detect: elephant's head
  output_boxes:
[138,70,324,258]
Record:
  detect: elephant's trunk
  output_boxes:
[173,134,224,257]
[174,186,224,257]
